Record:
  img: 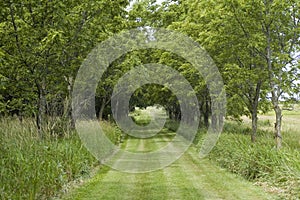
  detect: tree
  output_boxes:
[165,0,265,140]
[258,0,300,148]
[0,0,129,137]
[175,0,300,145]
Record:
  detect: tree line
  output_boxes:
[0,0,299,147]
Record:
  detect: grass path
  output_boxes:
[62,127,276,200]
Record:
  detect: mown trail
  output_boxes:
[63,119,276,200]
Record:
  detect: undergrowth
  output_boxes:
[0,117,121,200]
[208,122,300,199]
[166,118,300,198]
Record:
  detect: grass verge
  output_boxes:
[0,117,121,199]
[207,121,300,199]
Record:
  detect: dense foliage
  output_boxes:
[0,0,128,135]
[0,0,299,199]
[1,0,299,139]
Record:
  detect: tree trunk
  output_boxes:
[251,111,258,142]
[274,104,282,149]
[265,24,283,149]
[250,81,261,142]
[168,109,173,119]
[211,113,217,131]
[66,76,75,129]
[98,98,106,121]
[204,100,210,128]
[36,82,46,138]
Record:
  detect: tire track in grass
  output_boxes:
[162,160,206,200]
[161,137,209,200]
[179,147,277,200]
[133,135,168,200]
[71,131,170,200]
[63,138,138,200]
[176,149,235,200]
[96,140,137,199]
[157,131,188,199]
[148,129,206,199]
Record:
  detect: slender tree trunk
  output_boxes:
[218,109,224,131]
[265,25,283,149]
[273,103,283,149]
[67,77,75,129]
[168,109,172,120]
[251,111,258,142]
[64,95,75,130]
[211,113,217,131]
[250,81,261,142]
[176,108,181,121]
[36,82,46,138]
[69,103,75,129]
[98,98,106,121]
[114,99,119,121]
[204,100,210,128]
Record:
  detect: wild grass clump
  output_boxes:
[0,117,121,199]
[208,122,300,199]
[100,120,124,144]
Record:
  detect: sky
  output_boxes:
[127,0,166,11]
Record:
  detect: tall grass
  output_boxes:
[165,116,299,198]
[207,122,300,199]
[0,117,121,199]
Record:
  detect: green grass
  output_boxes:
[63,129,275,200]
[62,108,275,200]
[6,106,294,199]
[207,110,300,199]
[0,118,121,200]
